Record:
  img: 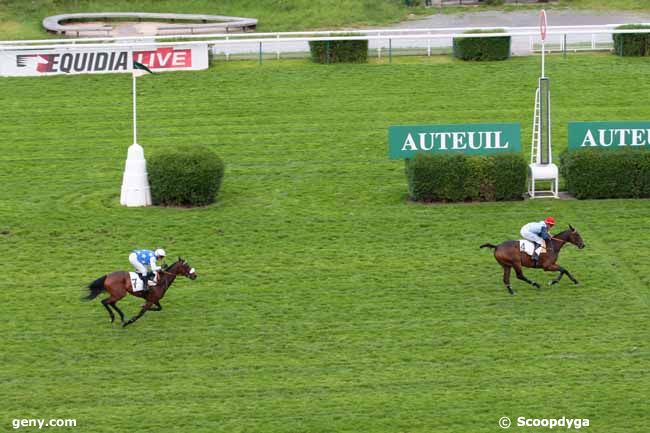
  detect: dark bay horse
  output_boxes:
[85,258,197,327]
[480,225,585,295]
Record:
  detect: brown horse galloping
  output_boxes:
[480,225,585,295]
[85,258,197,327]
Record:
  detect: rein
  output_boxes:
[159,261,181,276]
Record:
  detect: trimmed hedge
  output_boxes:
[405,153,527,202]
[613,24,650,56]
[560,149,650,199]
[309,36,368,64]
[149,145,225,207]
[452,29,511,61]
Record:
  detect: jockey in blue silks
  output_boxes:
[128,248,166,290]
[520,217,555,265]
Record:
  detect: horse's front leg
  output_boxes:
[543,263,564,286]
[561,266,579,285]
[150,302,162,312]
[545,264,578,286]
[123,301,153,327]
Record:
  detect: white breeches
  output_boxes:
[520,230,545,247]
[129,253,147,275]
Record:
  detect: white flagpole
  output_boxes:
[540,10,547,79]
[132,72,137,144]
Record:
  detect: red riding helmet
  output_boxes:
[544,216,556,226]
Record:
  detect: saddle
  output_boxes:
[519,240,546,257]
[129,272,158,292]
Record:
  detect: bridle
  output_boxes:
[159,262,193,278]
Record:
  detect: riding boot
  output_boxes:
[146,272,156,288]
[138,273,150,293]
[532,243,540,267]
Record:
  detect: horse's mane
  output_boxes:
[165,260,180,270]
[553,227,576,238]
[163,259,186,272]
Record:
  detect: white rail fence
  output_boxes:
[2,25,650,61]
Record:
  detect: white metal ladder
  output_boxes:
[528,81,558,198]
[531,87,540,164]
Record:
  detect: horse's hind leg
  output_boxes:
[110,303,126,324]
[514,265,540,289]
[101,298,115,323]
[123,302,153,328]
[502,266,515,295]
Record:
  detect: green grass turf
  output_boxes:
[1,54,649,432]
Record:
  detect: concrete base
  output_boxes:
[120,143,152,207]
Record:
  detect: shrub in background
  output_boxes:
[453,29,511,61]
[406,153,469,202]
[613,24,650,56]
[149,145,224,207]
[560,149,650,199]
[309,35,368,64]
[487,153,529,201]
[405,153,526,202]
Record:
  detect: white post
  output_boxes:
[121,68,152,207]
[540,9,547,79]
[377,33,382,60]
[132,73,137,145]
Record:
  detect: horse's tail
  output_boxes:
[480,243,498,250]
[84,275,107,301]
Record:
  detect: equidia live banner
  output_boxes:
[388,123,521,160]
[0,44,208,77]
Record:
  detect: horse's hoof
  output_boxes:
[533,282,541,289]
[549,281,557,286]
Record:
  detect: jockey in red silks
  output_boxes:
[520,217,555,265]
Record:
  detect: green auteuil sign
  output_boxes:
[388,123,521,160]
[569,121,650,150]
